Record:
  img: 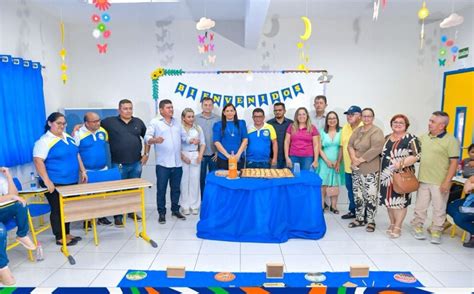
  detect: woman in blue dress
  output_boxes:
[318,111,345,214]
[212,103,248,170]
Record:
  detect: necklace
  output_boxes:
[227,122,236,137]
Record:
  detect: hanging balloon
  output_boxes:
[102,13,111,22]
[103,30,111,38]
[446,39,454,47]
[92,29,101,39]
[439,48,447,56]
[92,14,100,23]
[451,46,459,54]
[97,23,106,32]
[440,35,448,43]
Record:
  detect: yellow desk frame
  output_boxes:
[56,179,156,265]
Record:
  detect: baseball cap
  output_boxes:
[343,105,362,115]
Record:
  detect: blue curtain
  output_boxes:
[0,55,46,167]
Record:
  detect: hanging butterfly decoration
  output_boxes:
[438,35,459,67]
[91,0,111,54]
[59,21,68,84]
[196,17,216,66]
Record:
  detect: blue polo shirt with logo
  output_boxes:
[247,123,277,162]
[74,126,108,171]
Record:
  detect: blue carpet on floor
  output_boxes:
[118,270,424,288]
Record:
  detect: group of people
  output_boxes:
[0,95,473,284]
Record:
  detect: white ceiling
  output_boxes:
[12,0,474,48]
[23,0,474,24]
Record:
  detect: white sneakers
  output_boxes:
[182,208,199,215]
[182,208,191,215]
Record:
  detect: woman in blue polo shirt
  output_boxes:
[33,112,87,246]
[212,103,248,170]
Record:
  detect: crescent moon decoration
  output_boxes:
[300,16,312,41]
[264,16,280,38]
[297,16,312,71]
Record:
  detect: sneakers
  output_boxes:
[182,208,191,215]
[430,231,442,244]
[98,217,112,226]
[114,218,125,228]
[172,211,186,220]
[413,227,426,240]
[341,212,356,219]
[158,214,166,224]
[463,235,474,248]
[128,213,142,222]
[191,208,199,215]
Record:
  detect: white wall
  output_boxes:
[62,15,474,134]
[1,1,473,185]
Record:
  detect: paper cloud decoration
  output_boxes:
[196,17,215,30]
[440,13,464,28]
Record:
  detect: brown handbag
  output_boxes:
[392,159,419,194]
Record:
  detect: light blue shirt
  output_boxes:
[144,117,182,168]
[181,124,206,152]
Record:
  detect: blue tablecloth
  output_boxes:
[197,171,325,243]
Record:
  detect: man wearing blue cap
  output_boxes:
[340,106,363,219]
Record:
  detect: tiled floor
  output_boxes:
[6,195,474,289]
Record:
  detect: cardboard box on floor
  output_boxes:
[350,265,369,278]
[266,263,284,279]
[167,266,185,278]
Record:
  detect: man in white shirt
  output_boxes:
[145,99,186,224]
[314,95,328,131]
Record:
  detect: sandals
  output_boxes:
[56,239,78,246]
[330,206,340,214]
[16,236,36,250]
[386,224,394,235]
[366,223,376,232]
[348,220,366,228]
[390,226,402,238]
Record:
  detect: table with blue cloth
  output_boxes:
[197,170,325,243]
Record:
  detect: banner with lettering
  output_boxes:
[152,70,325,122]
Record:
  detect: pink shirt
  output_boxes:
[286,124,319,157]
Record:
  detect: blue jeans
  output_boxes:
[112,161,142,180]
[0,202,29,267]
[112,161,142,220]
[289,156,314,171]
[447,198,474,234]
[156,165,183,216]
[345,173,356,214]
[200,155,217,199]
[247,161,271,168]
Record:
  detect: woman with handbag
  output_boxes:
[318,111,345,214]
[379,114,421,238]
[348,108,385,232]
